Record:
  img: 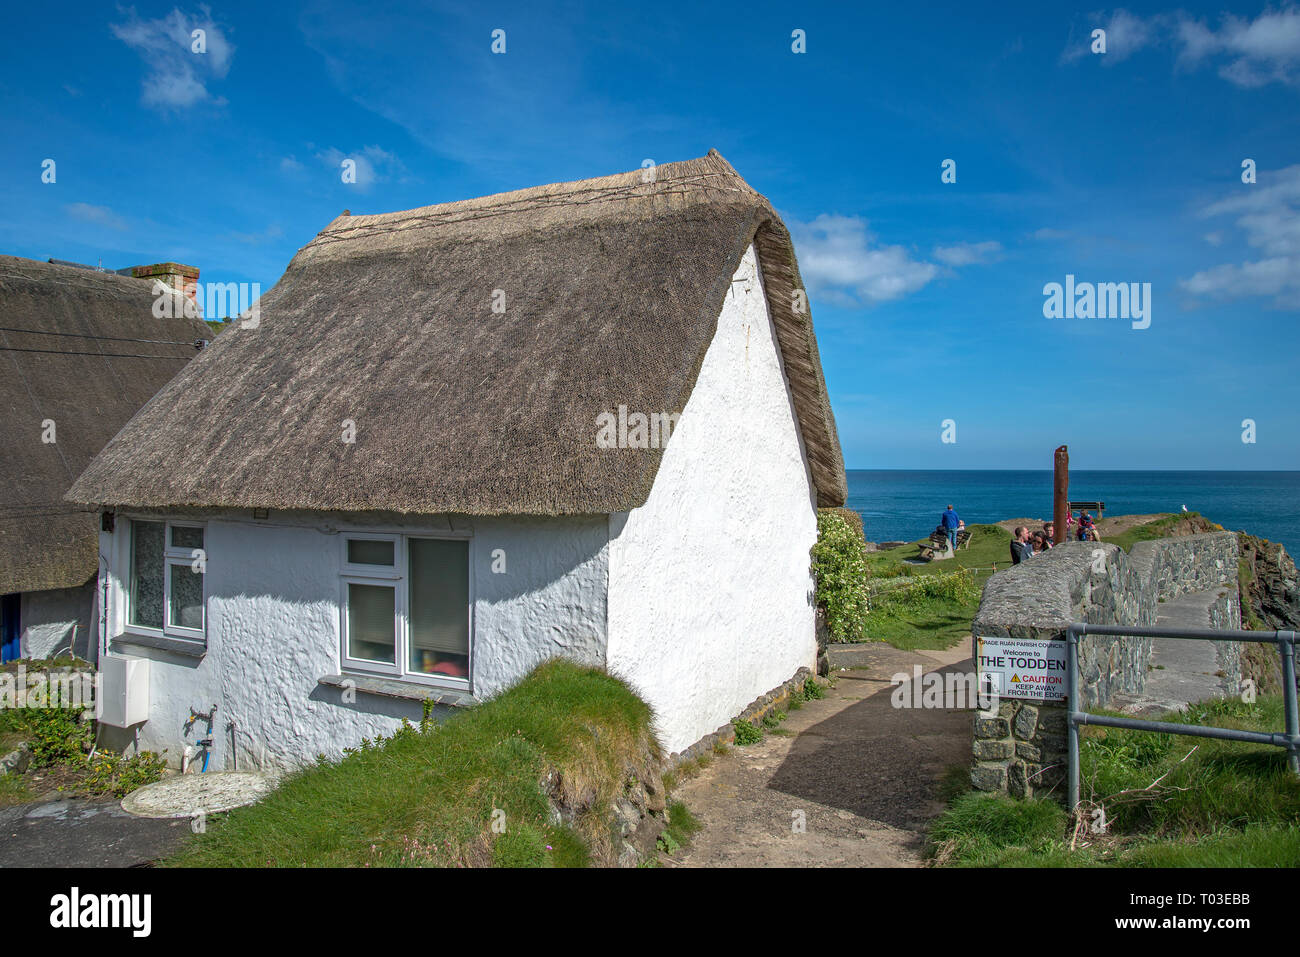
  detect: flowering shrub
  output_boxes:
[811,509,871,643]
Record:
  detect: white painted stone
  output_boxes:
[606,244,819,753]
[121,771,277,818]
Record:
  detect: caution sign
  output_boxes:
[976,637,1068,703]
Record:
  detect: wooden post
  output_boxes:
[1053,446,1069,545]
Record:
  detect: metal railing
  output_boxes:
[1066,622,1299,811]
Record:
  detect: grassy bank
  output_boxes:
[856,524,1009,650]
[930,694,1300,867]
[1104,511,1222,552]
[168,660,661,868]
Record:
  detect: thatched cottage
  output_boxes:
[68,151,846,767]
[0,257,209,663]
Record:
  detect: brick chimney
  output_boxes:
[122,262,201,316]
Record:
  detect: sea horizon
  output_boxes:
[843,469,1300,556]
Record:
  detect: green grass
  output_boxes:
[1106,512,1222,552]
[853,525,1010,650]
[866,523,1011,579]
[654,800,701,858]
[0,773,30,807]
[930,694,1300,867]
[167,660,660,868]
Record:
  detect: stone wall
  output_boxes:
[970,531,1239,799]
[665,666,815,770]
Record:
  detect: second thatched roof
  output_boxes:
[69,151,846,517]
[0,257,211,593]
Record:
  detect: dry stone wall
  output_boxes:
[970,532,1239,799]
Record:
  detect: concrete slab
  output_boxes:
[121,771,277,819]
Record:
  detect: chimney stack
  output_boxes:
[121,262,201,316]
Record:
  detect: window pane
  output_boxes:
[408,539,468,677]
[170,525,204,550]
[347,583,395,663]
[168,563,204,630]
[129,521,165,629]
[347,539,394,566]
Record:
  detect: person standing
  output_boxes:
[1010,526,1033,565]
[940,505,962,551]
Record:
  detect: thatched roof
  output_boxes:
[68,151,846,517]
[0,257,211,593]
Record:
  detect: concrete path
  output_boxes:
[1116,588,1236,716]
[0,795,191,868]
[664,639,973,867]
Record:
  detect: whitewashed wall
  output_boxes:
[606,244,819,754]
[98,513,608,770]
[20,580,96,661]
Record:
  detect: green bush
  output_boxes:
[83,750,168,797]
[869,569,979,613]
[16,708,92,767]
[812,509,871,642]
[732,719,763,746]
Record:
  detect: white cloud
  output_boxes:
[315,145,407,192]
[112,6,234,110]
[64,202,127,231]
[1180,165,1300,308]
[1031,227,1071,241]
[788,215,938,306]
[1063,9,1163,63]
[933,240,1002,266]
[1066,7,1300,86]
[1179,7,1300,86]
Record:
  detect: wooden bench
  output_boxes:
[1068,501,1105,518]
[916,531,949,560]
[917,528,971,560]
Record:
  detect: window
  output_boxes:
[128,520,206,641]
[340,535,469,685]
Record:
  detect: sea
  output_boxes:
[845,470,1300,556]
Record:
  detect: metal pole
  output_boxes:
[1067,626,1080,811]
[1280,632,1299,775]
[1053,446,1069,546]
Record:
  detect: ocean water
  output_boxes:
[845,470,1300,556]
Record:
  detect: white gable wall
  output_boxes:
[606,244,818,754]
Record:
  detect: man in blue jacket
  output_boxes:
[940,505,962,551]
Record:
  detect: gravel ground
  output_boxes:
[664,638,973,868]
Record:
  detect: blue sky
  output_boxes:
[2,1,1298,469]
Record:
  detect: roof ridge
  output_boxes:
[312,153,754,248]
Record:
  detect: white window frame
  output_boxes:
[123,518,207,645]
[338,532,472,690]
[339,533,403,676]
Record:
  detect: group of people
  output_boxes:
[935,504,1102,567]
[1009,512,1101,564]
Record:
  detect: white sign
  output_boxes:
[976,637,1068,702]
